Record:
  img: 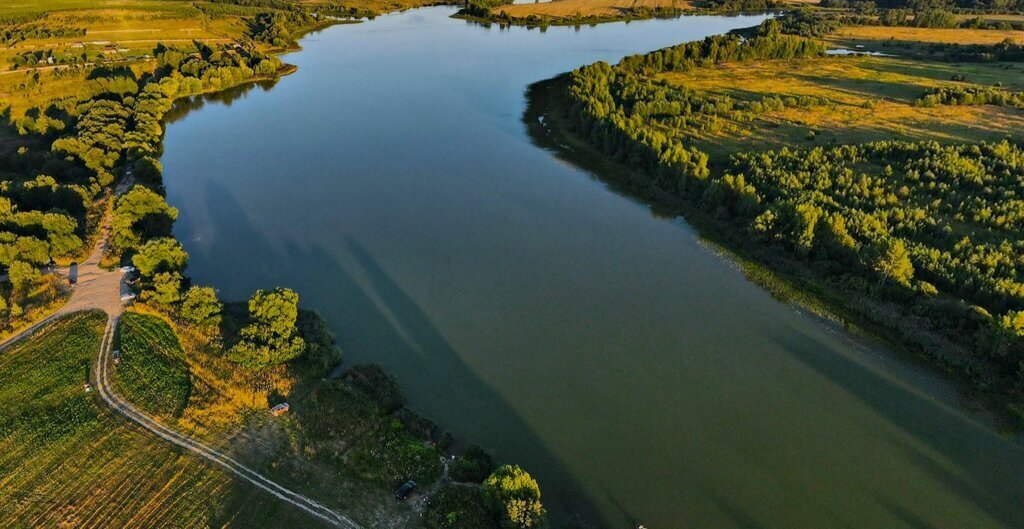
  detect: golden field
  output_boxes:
[659,55,1024,157]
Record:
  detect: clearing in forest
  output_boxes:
[658,55,1024,158]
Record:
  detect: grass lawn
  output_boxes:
[114,312,191,419]
[659,55,1024,158]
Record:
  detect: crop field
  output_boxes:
[114,312,191,419]
[659,55,1024,158]
[0,311,326,528]
[493,0,688,20]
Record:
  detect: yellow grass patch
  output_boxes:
[828,25,1024,46]
[659,55,1024,156]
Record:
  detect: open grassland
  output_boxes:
[827,25,1024,47]
[115,312,191,419]
[493,0,688,20]
[659,55,1024,158]
[0,311,325,528]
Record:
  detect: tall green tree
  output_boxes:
[227,288,305,368]
[113,185,178,250]
[132,237,188,277]
[180,286,222,328]
[869,238,915,286]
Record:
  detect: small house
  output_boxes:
[270,403,290,416]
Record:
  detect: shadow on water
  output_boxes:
[768,324,1024,529]
[520,79,1024,527]
[163,79,280,126]
[191,177,609,528]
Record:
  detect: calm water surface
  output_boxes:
[161,8,1024,528]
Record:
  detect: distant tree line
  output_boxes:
[917,85,1024,107]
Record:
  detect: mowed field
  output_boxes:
[659,55,1024,157]
[494,0,688,20]
[0,312,324,529]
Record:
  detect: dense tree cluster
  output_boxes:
[776,7,1024,38]
[565,33,825,192]
[154,43,282,96]
[700,0,784,12]
[227,288,306,368]
[247,10,314,46]
[561,32,1024,396]
[918,85,1024,107]
[0,23,84,47]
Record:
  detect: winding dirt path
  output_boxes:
[94,316,361,529]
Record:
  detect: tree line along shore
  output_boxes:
[537,13,1024,420]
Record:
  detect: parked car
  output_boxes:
[394,480,417,500]
[270,403,290,416]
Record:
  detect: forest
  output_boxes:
[559,24,1024,402]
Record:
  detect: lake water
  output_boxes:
[161,7,1024,529]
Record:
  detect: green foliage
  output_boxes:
[113,185,179,250]
[918,85,1024,108]
[180,285,223,328]
[132,237,188,277]
[869,238,915,286]
[8,260,39,294]
[297,365,442,486]
[342,363,405,412]
[426,485,499,529]
[146,271,184,306]
[482,465,545,529]
[227,288,305,368]
[294,308,341,371]
[701,0,784,12]
[116,312,191,417]
[247,11,313,47]
[450,444,496,483]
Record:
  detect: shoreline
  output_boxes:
[523,74,1024,432]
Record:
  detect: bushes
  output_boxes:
[426,485,498,529]
[917,85,1024,107]
[450,444,496,483]
[342,363,405,412]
